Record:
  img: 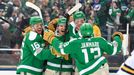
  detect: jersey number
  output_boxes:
[82,47,101,63]
[31,42,40,50]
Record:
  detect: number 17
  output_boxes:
[82,47,101,63]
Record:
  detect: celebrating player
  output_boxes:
[44,17,74,75]
[16,16,55,75]
[69,11,101,39]
[43,23,123,75]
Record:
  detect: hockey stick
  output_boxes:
[0,17,12,25]
[67,3,82,15]
[64,3,82,40]
[0,17,24,32]
[59,3,82,75]
[25,1,45,27]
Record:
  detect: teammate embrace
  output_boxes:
[16,10,123,75]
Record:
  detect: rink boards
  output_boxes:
[0,71,117,75]
[0,67,118,75]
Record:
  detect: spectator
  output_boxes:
[92,0,111,38]
[43,12,51,26]
[0,22,12,48]
[106,1,121,41]
[107,1,121,27]
[4,0,21,18]
[0,0,6,11]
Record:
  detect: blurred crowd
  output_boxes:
[0,0,134,52]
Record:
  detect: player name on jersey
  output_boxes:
[81,42,99,48]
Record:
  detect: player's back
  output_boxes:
[70,37,105,62]
[69,37,108,74]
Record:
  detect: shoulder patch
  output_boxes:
[29,31,37,41]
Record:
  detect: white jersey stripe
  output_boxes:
[70,21,76,35]
[60,48,66,55]
[17,65,43,72]
[47,62,73,68]
[79,56,105,75]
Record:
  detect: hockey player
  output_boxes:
[69,11,101,75]
[47,11,101,38]
[117,50,134,75]
[43,23,123,75]
[69,11,85,38]
[47,11,101,75]
[16,16,55,75]
[69,11,101,39]
[44,17,74,75]
[47,16,73,32]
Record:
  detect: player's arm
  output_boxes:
[43,30,76,54]
[27,33,55,60]
[68,22,77,38]
[51,38,75,55]
[99,32,123,55]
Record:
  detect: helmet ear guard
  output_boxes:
[79,23,93,37]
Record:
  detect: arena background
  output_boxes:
[0,0,134,75]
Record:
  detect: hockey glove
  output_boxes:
[48,18,59,32]
[50,47,61,56]
[62,54,69,60]
[22,26,32,36]
[43,30,55,44]
[50,47,69,60]
[112,32,124,41]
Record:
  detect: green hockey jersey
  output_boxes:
[51,36,122,75]
[107,7,121,24]
[126,8,134,21]
[16,31,55,75]
[68,22,82,39]
[46,33,74,72]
